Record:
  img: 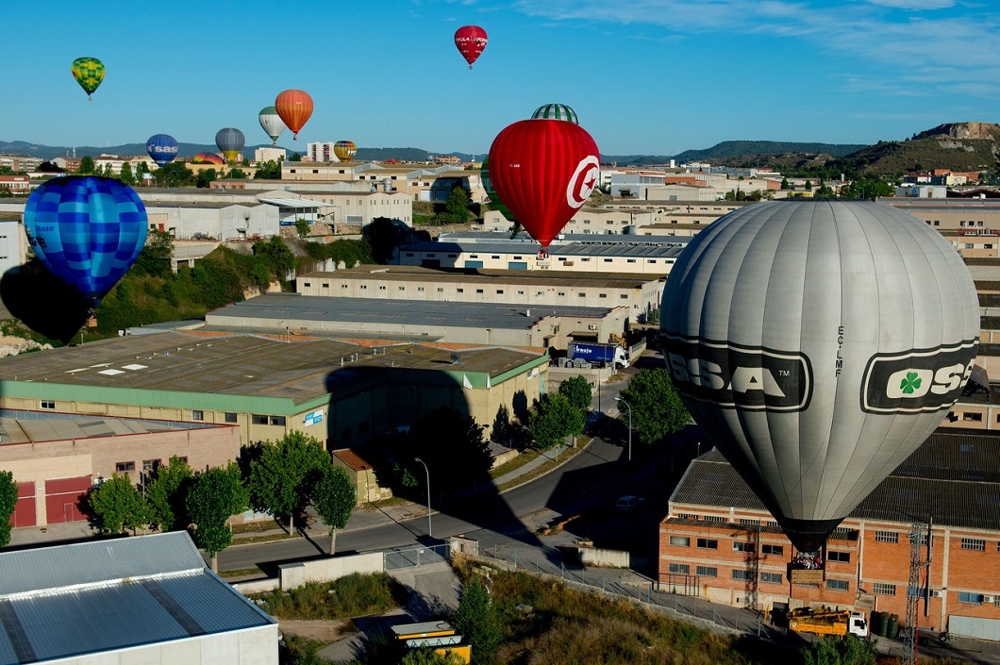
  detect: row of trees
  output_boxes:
[85,432,355,570]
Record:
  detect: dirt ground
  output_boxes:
[278,619,357,643]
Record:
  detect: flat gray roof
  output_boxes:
[207,292,617,331]
[404,239,685,259]
[0,408,217,445]
[301,265,662,289]
[0,532,274,664]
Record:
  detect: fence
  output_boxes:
[384,543,450,571]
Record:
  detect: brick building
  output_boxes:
[659,429,1000,637]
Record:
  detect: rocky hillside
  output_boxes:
[841,122,1000,175]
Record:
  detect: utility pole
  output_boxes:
[903,517,932,665]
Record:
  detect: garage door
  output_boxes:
[45,476,90,524]
[949,615,1000,641]
[9,482,35,528]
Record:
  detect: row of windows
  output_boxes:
[874,531,992,552]
[115,458,185,474]
[670,537,798,558]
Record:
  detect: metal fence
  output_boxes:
[384,543,450,571]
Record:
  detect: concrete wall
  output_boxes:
[278,551,384,588]
[50,625,279,664]
[577,546,630,568]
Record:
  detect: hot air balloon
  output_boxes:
[192,152,225,165]
[275,89,314,140]
[215,128,245,163]
[258,106,286,146]
[145,134,178,168]
[487,119,600,249]
[454,25,488,69]
[333,140,357,162]
[480,156,515,224]
[23,176,148,307]
[660,199,980,553]
[71,57,105,101]
[531,103,579,124]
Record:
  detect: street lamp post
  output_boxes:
[414,457,432,539]
[615,397,632,462]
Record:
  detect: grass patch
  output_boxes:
[495,446,584,492]
[368,495,410,509]
[218,567,264,580]
[251,573,408,621]
[489,450,539,479]
[231,520,282,535]
[278,633,327,665]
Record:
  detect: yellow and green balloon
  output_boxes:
[71,57,105,100]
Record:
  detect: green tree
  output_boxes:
[88,474,147,535]
[313,465,356,555]
[119,162,135,185]
[400,649,464,665]
[295,218,310,238]
[135,161,150,184]
[102,163,115,177]
[290,152,302,162]
[253,236,295,283]
[227,168,246,179]
[195,168,217,188]
[450,577,503,661]
[444,185,472,223]
[187,463,248,572]
[558,375,592,412]
[78,155,96,175]
[491,403,513,444]
[529,392,584,450]
[617,368,690,446]
[145,456,194,531]
[0,471,18,547]
[780,177,790,190]
[254,160,282,180]
[249,431,329,534]
[132,229,174,278]
[800,636,877,665]
[156,161,195,187]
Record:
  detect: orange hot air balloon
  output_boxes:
[275,89,314,140]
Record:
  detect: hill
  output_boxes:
[602,141,866,167]
[838,121,1000,175]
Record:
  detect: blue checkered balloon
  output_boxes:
[24,176,148,305]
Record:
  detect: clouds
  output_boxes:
[510,0,1000,98]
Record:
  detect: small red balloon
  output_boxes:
[488,119,600,248]
[454,25,488,69]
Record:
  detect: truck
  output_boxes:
[567,342,629,369]
[787,607,869,638]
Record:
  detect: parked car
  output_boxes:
[616,495,646,511]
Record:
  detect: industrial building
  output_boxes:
[659,429,1000,639]
[204,292,630,350]
[295,265,665,324]
[0,531,278,664]
[0,330,548,451]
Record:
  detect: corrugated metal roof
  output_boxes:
[0,533,274,664]
[671,429,1000,531]
[257,197,326,209]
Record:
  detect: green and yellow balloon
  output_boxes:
[71,57,105,101]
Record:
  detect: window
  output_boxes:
[875,531,899,543]
[578,293,585,298]
[963,412,983,422]
[251,414,268,425]
[738,518,761,526]
[761,572,783,584]
[599,293,607,299]
[557,291,566,297]
[269,416,286,426]
[115,461,136,473]
[457,288,464,293]
[669,536,690,547]
[828,551,851,563]
[704,515,726,523]
[827,579,850,591]
[603,258,612,263]
[496,290,504,294]
[961,538,986,551]
[303,282,311,287]
[959,591,984,604]
[696,566,717,577]
[476,289,484,294]
[732,570,751,581]
[873,582,896,596]
[696,538,718,550]
[761,545,784,556]
[733,542,753,553]
[379,285,386,290]
[142,459,160,472]
[40,400,55,410]
[192,410,204,421]
[224,412,238,423]
[668,563,689,575]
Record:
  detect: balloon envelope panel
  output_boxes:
[531,104,579,124]
[24,176,148,303]
[661,200,979,550]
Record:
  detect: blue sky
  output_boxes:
[5,0,999,156]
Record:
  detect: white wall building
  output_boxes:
[254,147,287,163]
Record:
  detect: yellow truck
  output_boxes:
[788,607,869,638]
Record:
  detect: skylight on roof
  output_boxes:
[122,364,147,371]
[98,369,125,376]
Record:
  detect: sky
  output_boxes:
[4,0,1000,157]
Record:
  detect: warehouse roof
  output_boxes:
[670,428,1000,531]
[0,408,217,445]
[0,330,545,407]
[301,265,663,289]
[0,532,274,664]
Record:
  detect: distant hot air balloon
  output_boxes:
[334,140,357,162]
[480,156,515,224]
[145,134,179,168]
[275,89,314,140]
[192,152,225,165]
[23,176,147,307]
[661,199,980,553]
[531,104,579,124]
[487,119,600,249]
[71,57,105,101]
[454,25,488,69]
[258,106,286,146]
[215,128,245,163]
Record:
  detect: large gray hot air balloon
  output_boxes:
[215,127,245,163]
[661,199,979,552]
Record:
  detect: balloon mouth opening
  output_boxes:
[777,516,844,553]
